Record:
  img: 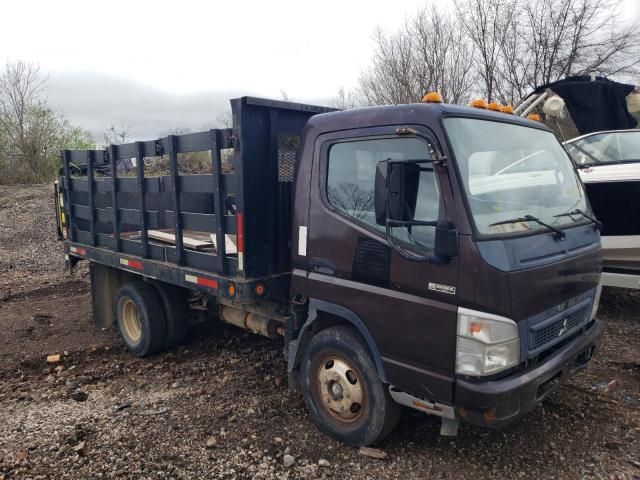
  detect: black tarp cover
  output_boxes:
[533,76,637,135]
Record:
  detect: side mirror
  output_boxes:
[374,161,420,226]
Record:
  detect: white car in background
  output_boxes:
[565,130,640,277]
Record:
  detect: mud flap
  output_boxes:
[90,263,138,328]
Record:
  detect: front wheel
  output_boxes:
[299,326,401,446]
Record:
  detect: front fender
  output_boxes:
[286,298,387,386]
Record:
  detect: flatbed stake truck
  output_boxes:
[55,96,603,445]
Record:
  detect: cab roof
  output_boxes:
[306,102,551,135]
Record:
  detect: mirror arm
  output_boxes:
[385,218,454,264]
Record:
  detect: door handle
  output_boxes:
[310,257,336,275]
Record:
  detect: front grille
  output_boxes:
[529,305,589,352]
[529,306,589,351]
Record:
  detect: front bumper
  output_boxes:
[455,319,603,428]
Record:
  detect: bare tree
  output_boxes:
[455,0,640,103]
[360,26,418,105]
[359,6,476,105]
[102,121,131,146]
[356,0,640,108]
[215,110,233,129]
[0,61,93,183]
[330,87,362,110]
[412,7,476,103]
[521,0,640,82]
[0,62,48,175]
[455,0,517,102]
[0,62,46,136]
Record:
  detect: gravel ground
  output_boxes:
[0,184,639,480]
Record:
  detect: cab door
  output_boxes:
[305,125,459,402]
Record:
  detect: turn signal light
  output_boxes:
[469,99,487,109]
[501,105,514,114]
[227,282,236,297]
[422,92,443,103]
[255,283,266,296]
[527,113,541,121]
[469,322,483,334]
[487,102,501,111]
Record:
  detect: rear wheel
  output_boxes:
[299,326,401,446]
[150,282,189,348]
[115,282,167,357]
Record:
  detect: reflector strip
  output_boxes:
[185,274,218,289]
[236,212,244,252]
[236,212,244,271]
[119,258,143,270]
[69,246,86,256]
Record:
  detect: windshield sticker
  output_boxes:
[428,282,456,295]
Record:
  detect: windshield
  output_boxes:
[565,130,640,166]
[444,117,589,236]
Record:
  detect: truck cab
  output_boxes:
[288,100,602,440]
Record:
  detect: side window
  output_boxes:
[326,137,441,252]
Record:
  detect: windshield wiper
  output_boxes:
[490,215,566,240]
[553,209,602,230]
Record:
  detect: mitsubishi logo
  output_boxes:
[558,318,569,337]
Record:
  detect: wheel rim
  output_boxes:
[121,298,142,343]
[315,356,365,423]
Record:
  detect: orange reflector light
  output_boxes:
[487,102,501,111]
[527,113,541,121]
[422,92,443,103]
[227,283,236,297]
[501,105,514,114]
[469,99,487,109]
[255,283,266,296]
[469,323,483,334]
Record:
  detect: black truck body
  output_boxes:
[58,97,329,309]
[56,96,603,446]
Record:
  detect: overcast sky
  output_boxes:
[1,0,639,139]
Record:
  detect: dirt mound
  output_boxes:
[0,184,75,298]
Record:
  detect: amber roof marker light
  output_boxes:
[527,113,541,121]
[422,92,443,103]
[469,99,488,109]
[501,105,514,114]
[487,102,502,112]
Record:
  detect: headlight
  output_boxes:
[456,308,519,376]
[590,281,602,320]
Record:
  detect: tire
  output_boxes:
[299,326,401,446]
[150,282,189,349]
[114,282,167,357]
